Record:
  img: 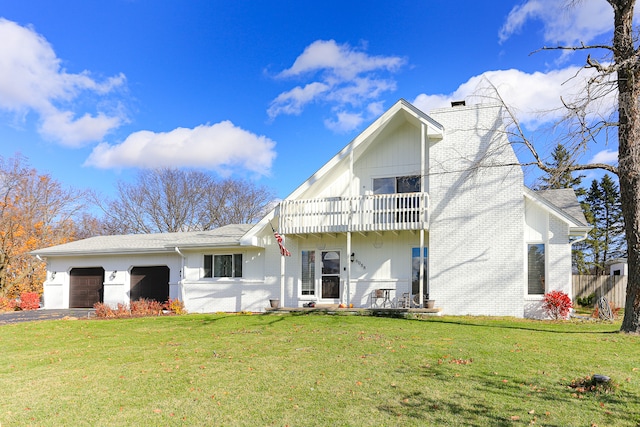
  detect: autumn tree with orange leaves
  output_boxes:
[0,156,87,297]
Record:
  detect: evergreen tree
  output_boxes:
[537,144,589,272]
[583,174,626,275]
[537,144,585,196]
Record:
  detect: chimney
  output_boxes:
[451,100,466,107]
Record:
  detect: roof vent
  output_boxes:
[451,100,466,107]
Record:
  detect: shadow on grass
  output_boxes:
[383,361,637,427]
[418,317,621,335]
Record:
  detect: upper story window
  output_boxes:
[204,254,243,278]
[373,175,421,194]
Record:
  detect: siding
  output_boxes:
[428,104,525,317]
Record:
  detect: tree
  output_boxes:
[497,0,640,333]
[95,168,275,234]
[536,144,591,273]
[536,144,585,192]
[583,175,625,274]
[0,156,87,297]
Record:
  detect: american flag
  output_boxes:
[274,230,291,257]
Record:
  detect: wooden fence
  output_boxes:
[572,275,627,308]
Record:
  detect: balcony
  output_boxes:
[277,192,429,235]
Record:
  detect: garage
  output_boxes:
[69,267,105,308]
[130,266,170,302]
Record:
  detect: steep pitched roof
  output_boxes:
[524,187,591,240]
[535,188,588,226]
[32,224,254,257]
[242,99,445,242]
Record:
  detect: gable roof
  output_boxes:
[242,99,445,243]
[287,99,444,201]
[524,187,590,238]
[31,224,254,257]
[535,188,588,226]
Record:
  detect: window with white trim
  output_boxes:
[527,244,545,295]
[301,250,315,296]
[204,254,243,278]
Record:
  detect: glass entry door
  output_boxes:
[321,251,340,299]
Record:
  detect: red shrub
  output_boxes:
[94,302,115,318]
[130,299,163,316]
[19,292,40,310]
[542,290,573,320]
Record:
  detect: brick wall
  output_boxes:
[428,104,525,316]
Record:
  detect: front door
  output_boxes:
[321,250,341,300]
[301,250,342,302]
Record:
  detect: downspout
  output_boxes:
[419,122,427,307]
[174,247,186,303]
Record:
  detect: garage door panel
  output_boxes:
[130,266,169,302]
[70,268,104,308]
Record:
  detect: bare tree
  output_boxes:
[497,0,640,332]
[95,168,275,234]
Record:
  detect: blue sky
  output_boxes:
[0,0,621,203]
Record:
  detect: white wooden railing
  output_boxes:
[277,192,429,234]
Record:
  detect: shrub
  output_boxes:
[165,298,186,315]
[130,299,163,316]
[19,292,40,311]
[0,297,18,312]
[542,290,573,320]
[592,300,621,320]
[94,302,115,318]
[115,303,130,317]
[576,292,596,307]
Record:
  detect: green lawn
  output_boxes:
[0,313,638,426]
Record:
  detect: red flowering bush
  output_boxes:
[543,290,573,320]
[19,292,40,310]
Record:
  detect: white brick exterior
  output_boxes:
[427,104,525,316]
[35,100,584,318]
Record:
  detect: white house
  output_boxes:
[32,100,589,318]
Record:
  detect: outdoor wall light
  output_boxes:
[51,271,56,280]
[110,271,117,280]
[350,253,355,262]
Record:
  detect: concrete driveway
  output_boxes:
[0,309,95,325]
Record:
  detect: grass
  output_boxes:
[0,313,638,426]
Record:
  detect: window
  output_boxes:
[527,244,545,295]
[301,250,315,295]
[373,175,422,223]
[373,175,421,194]
[411,247,428,296]
[204,254,243,278]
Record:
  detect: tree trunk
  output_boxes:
[612,0,640,333]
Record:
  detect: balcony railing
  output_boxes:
[278,192,429,234]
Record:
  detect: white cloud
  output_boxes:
[84,121,277,176]
[269,40,406,132]
[590,149,618,164]
[412,67,613,130]
[0,18,126,146]
[499,0,614,46]
[324,111,364,133]
[278,39,405,80]
[267,82,329,118]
